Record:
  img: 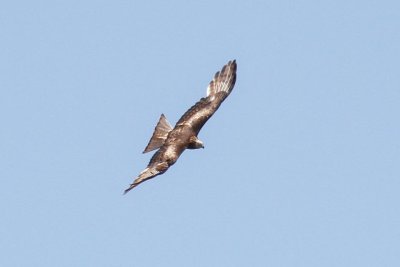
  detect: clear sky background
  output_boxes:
[1,0,399,266]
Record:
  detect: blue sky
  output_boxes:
[1,0,399,266]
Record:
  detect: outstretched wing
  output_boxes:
[176,60,237,134]
[123,162,169,194]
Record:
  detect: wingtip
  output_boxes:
[123,187,130,195]
[123,184,135,195]
[226,59,237,70]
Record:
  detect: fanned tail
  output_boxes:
[143,114,173,153]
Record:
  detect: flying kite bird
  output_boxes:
[124,60,237,194]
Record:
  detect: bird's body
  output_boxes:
[124,60,237,194]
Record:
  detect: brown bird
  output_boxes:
[124,60,237,194]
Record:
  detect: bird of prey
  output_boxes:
[124,60,237,194]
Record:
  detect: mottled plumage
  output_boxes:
[124,60,237,194]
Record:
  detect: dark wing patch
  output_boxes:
[143,114,173,153]
[176,60,237,134]
[175,97,212,134]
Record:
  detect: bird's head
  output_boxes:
[188,136,204,149]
